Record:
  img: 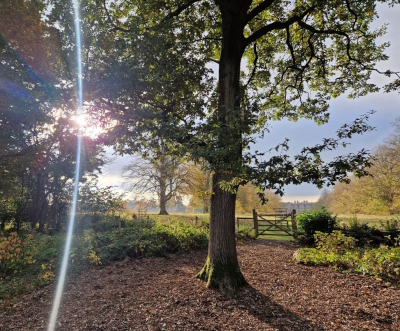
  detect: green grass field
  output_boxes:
[123,212,399,241]
[336,214,399,228]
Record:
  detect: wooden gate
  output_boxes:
[253,209,297,237]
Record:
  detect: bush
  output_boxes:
[235,226,256,243]
[296,208,337,244]
[93,219,208,263]
[381,218,400,242]
[295,230,400,284]
[339,216,400,247]
[0,230,65,308]
[341,216,377,245]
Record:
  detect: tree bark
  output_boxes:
[158,140,169,215]
[38,199,48,233]
[197,173,247,295]
[159,184,168,215]
[197,2,248,294]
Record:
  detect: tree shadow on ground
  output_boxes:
[234,285,323,331]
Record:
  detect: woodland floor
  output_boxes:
[1,240,400,331]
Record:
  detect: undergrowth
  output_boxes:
[235,226,256,243]
[295,231,400,284]
[0,217,208,309]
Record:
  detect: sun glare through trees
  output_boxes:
[1,0,400,330]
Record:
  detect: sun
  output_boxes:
[73,114,106,138]
[75,115,86,127]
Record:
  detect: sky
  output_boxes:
[97,3,400,203]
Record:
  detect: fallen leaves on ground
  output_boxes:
[1,240,400,330]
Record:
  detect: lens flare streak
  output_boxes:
[48,1,83,330]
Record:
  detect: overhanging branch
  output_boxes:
[245,43,258,87]
[244,0,276,27]
[161,0,200,22]
[244,5,316,47]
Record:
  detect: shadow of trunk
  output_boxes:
[234,285,323,331]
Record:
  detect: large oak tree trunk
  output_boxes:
[197,173,247,294]
[197,2,247,294]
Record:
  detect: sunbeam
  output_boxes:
[47,1,83,330]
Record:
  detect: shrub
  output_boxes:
[0,232,37,275]
[296,208,337,244]
[235,226,256,243]
[381,218,400,243]
[314,231,357,254]
[339,216,400,247]
[295,231,400,284]
[355,244,400,281]
[93,219,208,263]
[341,216,377,245]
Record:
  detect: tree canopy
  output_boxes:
[0,0,105,233]
[47,0,400,293]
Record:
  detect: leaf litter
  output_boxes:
[1,240,400,330]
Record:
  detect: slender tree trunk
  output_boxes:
[38,199,47,233]
[159,184,168,215]
[159,169,168,215]
[158,141,169,215]
[52,197,58,234]
[31,173,43,229]
[197,2,248,294]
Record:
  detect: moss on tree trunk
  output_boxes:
[197,257,247,295]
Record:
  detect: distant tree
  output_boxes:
[236,183,283,214]
[123,142,193,215]
[319,117,400,215]
[188,164,212,213]
[78,181,126,216]
[313,189,333,211]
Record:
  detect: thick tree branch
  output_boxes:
[245,43,258,87]
[244,0,276,26]
[161,0,200,22]
[297,21,349,38]
[207,57,220,64]
[345,0,359,31]
[245,6,316,47]
[285,27,296,68]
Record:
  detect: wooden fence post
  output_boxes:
[291,209,297,231]
[253,209,258,237]
[236,217,239,230]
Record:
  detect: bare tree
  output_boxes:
[123,150,193,215]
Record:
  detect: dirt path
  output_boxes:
[1,240,399,330]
